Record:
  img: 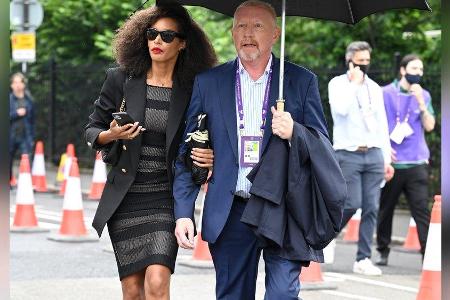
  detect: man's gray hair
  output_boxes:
[345,41,372,63]
[233,0,277,26]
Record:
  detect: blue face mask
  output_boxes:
[405,73,422,84]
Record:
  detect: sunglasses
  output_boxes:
[146,28,185,43]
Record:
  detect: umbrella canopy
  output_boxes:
[157,0,430,23]
[156,0,431,108]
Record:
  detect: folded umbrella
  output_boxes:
[184,113,210,185]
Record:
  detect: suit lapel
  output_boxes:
[261,57,281,154]
[166,77,190,158]
[220,60,238,161]
[123,74,146,171]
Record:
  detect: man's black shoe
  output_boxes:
[375,252,389,266]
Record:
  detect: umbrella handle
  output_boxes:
[276,99,285,112]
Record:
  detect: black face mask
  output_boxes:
[405,73,422,85]
[350,62,370,74]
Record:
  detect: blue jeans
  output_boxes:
[336,148,384,261]
[209,200,302,300]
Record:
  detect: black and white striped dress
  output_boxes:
[107,85,178,280]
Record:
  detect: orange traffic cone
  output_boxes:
[343,208,361,242]
[416,195,441,300]
[179,184,214,268]
[31,141,48,192]
[402,217,421,251]
[48,157,97,242]
[10,174,17,187]
[299,262,337,290]
[59,144,75,196]
[11,154,48,232]
[88,152,107,200]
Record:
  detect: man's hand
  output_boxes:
[348,62,364,85]
[175,218,195,249]
[271,106,293,140]
[384,164,395,182]
[191,148,214,170]
[16,107,27,116]
[409,84,425,108]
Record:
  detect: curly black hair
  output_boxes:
[113,2,217,90]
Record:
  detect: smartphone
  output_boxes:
[112,112,135,126]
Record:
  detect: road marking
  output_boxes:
[10,207,94,223]
[324,272,418,293]
[321,290,382,300]
[9,217,59,229]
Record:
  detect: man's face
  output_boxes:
[232,6,280,63]
[350,50,371,66]
[401,59,424,76]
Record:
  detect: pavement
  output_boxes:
[9,161,426,300]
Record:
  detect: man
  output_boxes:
[328,41,394,276]
[376,54,435,266]
[173,1,328,299]
[9,72,35,184]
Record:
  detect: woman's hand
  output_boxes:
[97,119,145,145]
[191,148,214,170]
[108,119,145,140]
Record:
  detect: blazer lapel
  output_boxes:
[220,60,238,161]
[261,57,281,154]
[123,74,146,170]
[166,77,190,158]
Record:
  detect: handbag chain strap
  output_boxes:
[119,97,126,112]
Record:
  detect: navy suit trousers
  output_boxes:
[208,200,302,300]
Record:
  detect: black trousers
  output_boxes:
[376,164,431,255]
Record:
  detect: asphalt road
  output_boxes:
[9,163,424,299]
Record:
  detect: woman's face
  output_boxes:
[147,17,185,64]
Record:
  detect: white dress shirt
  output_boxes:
[328,73,391,164]
[235,56,273,198]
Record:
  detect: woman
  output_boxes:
[85,3,216,299]
[376,54,435,266]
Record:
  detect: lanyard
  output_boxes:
[236,59,273,136]
[347,74,372,110]
[395,89,413,124]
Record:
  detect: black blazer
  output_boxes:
[241,123,346,263]
[85,67,191,237]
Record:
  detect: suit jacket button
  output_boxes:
[87,142,92,146]
[121,168,127,173]
[122,145,127,151]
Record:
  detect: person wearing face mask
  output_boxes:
[328,41,393,276]
[375,54,435,266]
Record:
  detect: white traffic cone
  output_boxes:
[11,154,48,232]
[31,141,48,192]
[48,157,98,242]
[88,152,107,200]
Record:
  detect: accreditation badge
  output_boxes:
[240,136,261,167]
[400,122,414,138]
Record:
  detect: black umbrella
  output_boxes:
[157,0,431,110]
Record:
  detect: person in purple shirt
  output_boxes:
[376,54,436,266]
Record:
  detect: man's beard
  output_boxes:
[238,48,261,62]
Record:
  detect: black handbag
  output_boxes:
[101,76,128,166]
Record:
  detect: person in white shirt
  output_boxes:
[328,41,394,276]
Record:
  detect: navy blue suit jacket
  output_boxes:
[173,56,328,244]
